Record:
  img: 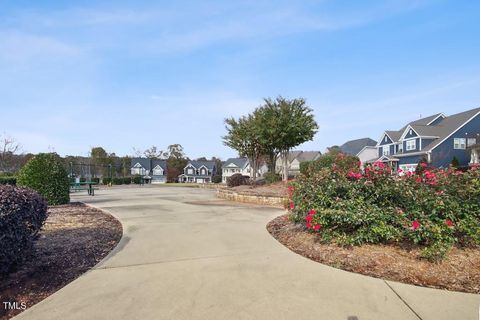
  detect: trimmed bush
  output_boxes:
[0,176,16,185]
[123,177,132,185]
[227,173,249,187]
[132,175,142,184]
[264,172,281,184]
[212,175,222,184]
[112,177,124,185]
[103,177,112,185]
[0,185,48,274]
[289,162,480,261]
[17,153,70,205]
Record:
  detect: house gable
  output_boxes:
[152,165,164,176]
[399,125,419,140]
[378,133,393,146]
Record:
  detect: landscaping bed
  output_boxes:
[0,203,122,320]
[268,214,480,294]
[230,181,288,197]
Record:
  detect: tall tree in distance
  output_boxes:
[165,144,188,182]
[0,133,22,173]
[259,97,318,182]
[223,114,263,181]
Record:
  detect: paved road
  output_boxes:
[15,187,480,320]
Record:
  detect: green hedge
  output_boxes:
[17,153,70,205]
[0,176,16,185]
[0,185,48,274]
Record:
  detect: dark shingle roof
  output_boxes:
[296,151,322,162]
[423,107,480,151]
[223,158,249,169]
[340,138,377,155]
[187,160,216,170]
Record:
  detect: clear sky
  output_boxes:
[1,0,479,159]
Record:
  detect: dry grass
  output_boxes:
[267,214,480,294]
[231,181,288,197]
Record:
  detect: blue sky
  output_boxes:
[1,0,479,159]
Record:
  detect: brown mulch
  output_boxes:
[267,214,480,294]
[0,203,122,320]
[231,182,288,197]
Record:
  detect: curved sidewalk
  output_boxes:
[15,187,480,320]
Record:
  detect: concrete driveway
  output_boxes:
[15,187,479,320]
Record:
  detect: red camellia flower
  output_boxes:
[373,161,385,169]
[289,202,295,210]
[406,171,414,177]
[314,224,321,231]
[365,166,373,174]
[308,209,316,215]
[415,177,422,184]
[445,219,454,227]
[287,185,295,197]
[355,160,361,167]
[306,222,313,229]
[411,220,421,231]
[420,162,427,168]
[305,214,313,222]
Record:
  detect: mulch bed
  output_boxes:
[0,203,122,320]
[231,182,288,197]
[267,214,480,294]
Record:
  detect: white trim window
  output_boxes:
[383,148,390,156]
[187,168,194,174]
[454,138,466,149]
[398,144,403,153]
[406,139,416,151]
[467,138,477,147]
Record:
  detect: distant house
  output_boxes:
[468,137,480,165]
[178,160,216,183]
[130,158,167,184]
[276,151,322,176]
[222,158,249,183]
[373,107,480,171]
[221,158,265,183]
[339,137,377,167]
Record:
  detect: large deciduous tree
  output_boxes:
[259,97,318,182]
[0,134,21,173]
[223,114,263,181]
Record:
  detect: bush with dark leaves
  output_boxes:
[227,173,250,187]
[0,185,48,275]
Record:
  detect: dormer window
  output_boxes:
[409,129,412,135]
[385,136,388,142]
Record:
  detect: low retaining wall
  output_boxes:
[216,189,287,207]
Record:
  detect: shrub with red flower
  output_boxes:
[288,160,480,261]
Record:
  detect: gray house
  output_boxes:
[178,160,216,183]
[340,138,377,156]
[131,158,167,184]
[374,107,480,171]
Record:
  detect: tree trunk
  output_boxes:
[282,150,289,182]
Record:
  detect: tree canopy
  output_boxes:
[223,96,318,182]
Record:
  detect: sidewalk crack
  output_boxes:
[384,280,423,320]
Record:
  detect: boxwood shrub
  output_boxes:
[17,153,70,205]
[0,185,48,274]
[289,162,480,261]
[123,177,132,185]
[227,173,249,187]
[0,176,16,185]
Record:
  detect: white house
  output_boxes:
[276,151,322,177]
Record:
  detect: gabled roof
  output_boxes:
[152,159,167,171]
[223,158,249,169]
[186,160,216,170]
[385,131,402,142]
[410,113,445,126]
[340,138,377,156]
[131,158,152,171]
[296,151,322,162]
[423,107,480,151]
[287,151,303,162]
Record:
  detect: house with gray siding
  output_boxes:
[131,158,167,183]
[178,160,216,183]
[373,107,480,171]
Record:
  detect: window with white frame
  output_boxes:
[383,148,390,156]
[398,143,403,153]
[454,138,466,149]
[467,138,477,146]
[406,139,416,151]
[187,168,194,174]
[153,167,163,176]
